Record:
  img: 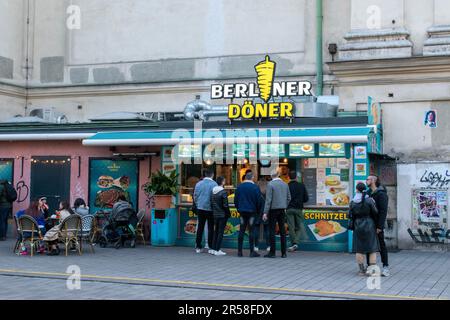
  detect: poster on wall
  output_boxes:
[412,189,447,224]
[354,146,367,160]
[355,163,367,176]
[89,159,139,213]
[424,110,437,128]
[0,159,13,183]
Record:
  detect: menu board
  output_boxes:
[259,144,285,158]
[89,159,138,213]
[302,169,317,205]
[178,144,202,158]
[319,143,346,157]
[289,144,315,157]
[232,144,258,158]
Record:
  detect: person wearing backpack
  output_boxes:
[0,179,17,241]
[348,182,379,276]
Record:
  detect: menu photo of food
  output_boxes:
[319,143,345,156]
[184,219,197,235]
[95,175,131,208]
[324,175,349,206]
[308,220,347,241]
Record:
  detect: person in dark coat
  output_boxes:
[366,175,390,277]
[235,172,264,258]
[210,176,231,256]
[349,182,379,276]
[286,171,309,252]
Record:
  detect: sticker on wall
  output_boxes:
[355,163,367,177]
[424,110,437,128]
[354,146,367,160]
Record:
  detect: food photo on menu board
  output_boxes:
[89,160,138,212]
[319,143,345,157]
[289,144,315,157]
[323,169,350,206]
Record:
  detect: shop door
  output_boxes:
[30,156,71,214]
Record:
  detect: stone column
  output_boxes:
[338,0,412,61]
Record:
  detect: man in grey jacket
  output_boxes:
[263,170,291,258]
[193,169,218,254]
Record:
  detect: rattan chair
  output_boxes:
[59,214,82,256]
[90,216,103,244]
[13,215,21,253]
[135,209,146,245]
[80,215,95,253]
[17,215,42,256]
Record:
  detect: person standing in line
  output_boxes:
[254,176,271,253]
[262,170,291,258]
[210,176,231,256]
[0,179,17,241]
[349,183,379,276]
[234,172,264,258]
[193,169,217,254]
[286,171,309,252]
[366,175,390,277]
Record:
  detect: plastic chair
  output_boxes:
[17,215,42,257]
[59,214,82,256]
[80,215,95,253]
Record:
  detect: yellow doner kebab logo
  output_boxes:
[255,55,276,102]
[210,55,312,120]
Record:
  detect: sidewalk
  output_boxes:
[0,239,449,300]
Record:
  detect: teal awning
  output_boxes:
[83,126,372,146]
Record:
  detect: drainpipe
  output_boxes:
[316,0,323,96]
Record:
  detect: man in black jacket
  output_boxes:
[286,171,309,252]
[211,176,231,256]
[366,175,390,277]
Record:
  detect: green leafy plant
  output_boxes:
[142,170,179,196]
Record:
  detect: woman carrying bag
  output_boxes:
[349,183,379,276]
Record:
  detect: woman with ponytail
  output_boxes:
[349,182,379,276]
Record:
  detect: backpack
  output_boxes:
[3,182,17,203]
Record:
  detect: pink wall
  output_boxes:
[0,140,161,214]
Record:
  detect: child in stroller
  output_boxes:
[99,196,138,249]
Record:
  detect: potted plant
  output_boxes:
[142,170,179,209]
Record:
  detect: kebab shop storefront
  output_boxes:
[85,122,379,253]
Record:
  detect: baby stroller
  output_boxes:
[98,203,138,249]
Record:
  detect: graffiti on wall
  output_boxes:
[72,181,86,201]
[15,180,29,203]
[419,170,450,188]
[408,228,450,244]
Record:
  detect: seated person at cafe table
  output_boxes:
[15,200,47,254]
[73,198,90,216]
[43,201,75,256]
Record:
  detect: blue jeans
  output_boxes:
[0,207,10,239]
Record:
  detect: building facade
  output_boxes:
[1,0,450,250]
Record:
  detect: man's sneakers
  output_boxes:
[264,253,276,258]
[208,249,217,255]
[214,250,227,256]
[381,266,390,277]
[250,251,260,258]
[288,244,298,252]
[254,247,259,253]
[266,246,271,252]
[195,248,202,254]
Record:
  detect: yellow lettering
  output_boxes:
[241,101,255,119]
[228,104,240,119]
[255,103,268,118]
[280,103,294,117]
[269,103,280,117]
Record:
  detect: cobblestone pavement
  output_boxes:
[0,240,449,300]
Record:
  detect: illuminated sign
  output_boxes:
[211,56,312,120]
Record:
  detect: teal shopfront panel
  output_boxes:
[0,159,13,183]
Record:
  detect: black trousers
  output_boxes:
[268,209,287,255]
[195,210,214,249]
[367,230,389,267]
[212,217,228,251]
[238,212,256,253]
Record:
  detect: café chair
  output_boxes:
[80,215,96,254]
[13,215,21,253]
[59,214,82,256]
[17,215,42,257]
[135,209,146,245]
